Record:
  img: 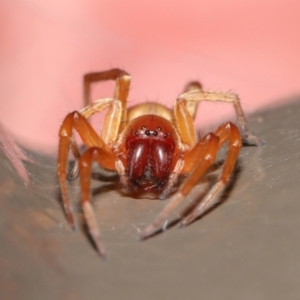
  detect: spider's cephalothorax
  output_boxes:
[58,68,261,258]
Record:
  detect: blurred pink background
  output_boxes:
[1,0,299,153]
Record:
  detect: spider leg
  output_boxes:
[66,136,81,180]
[67,98,122,179]
[139,132,220,240]
[80,98,122,145]
[69,68,130,177]
[178,89,263,146]
[79,147,116,258]
[182,81,202,119]
[174,97,197,148]
[83,68,131,131]
[179,121,242,227]
[58,111,116,229]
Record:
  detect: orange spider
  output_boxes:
[58,69,261,258]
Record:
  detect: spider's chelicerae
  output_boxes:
[58,69,261,258]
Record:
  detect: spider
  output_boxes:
[58,68,261,258]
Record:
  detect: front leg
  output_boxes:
[180,122,242,226]
[79,147,116,258]
[58,111,115,229]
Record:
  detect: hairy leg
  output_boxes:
[178,89,263,145]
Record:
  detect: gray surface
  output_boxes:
[1,99,300,300]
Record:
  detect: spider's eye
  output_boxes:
[145,130,150,136]
[153,131,158,136]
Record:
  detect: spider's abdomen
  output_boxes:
[125,115,176,192]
